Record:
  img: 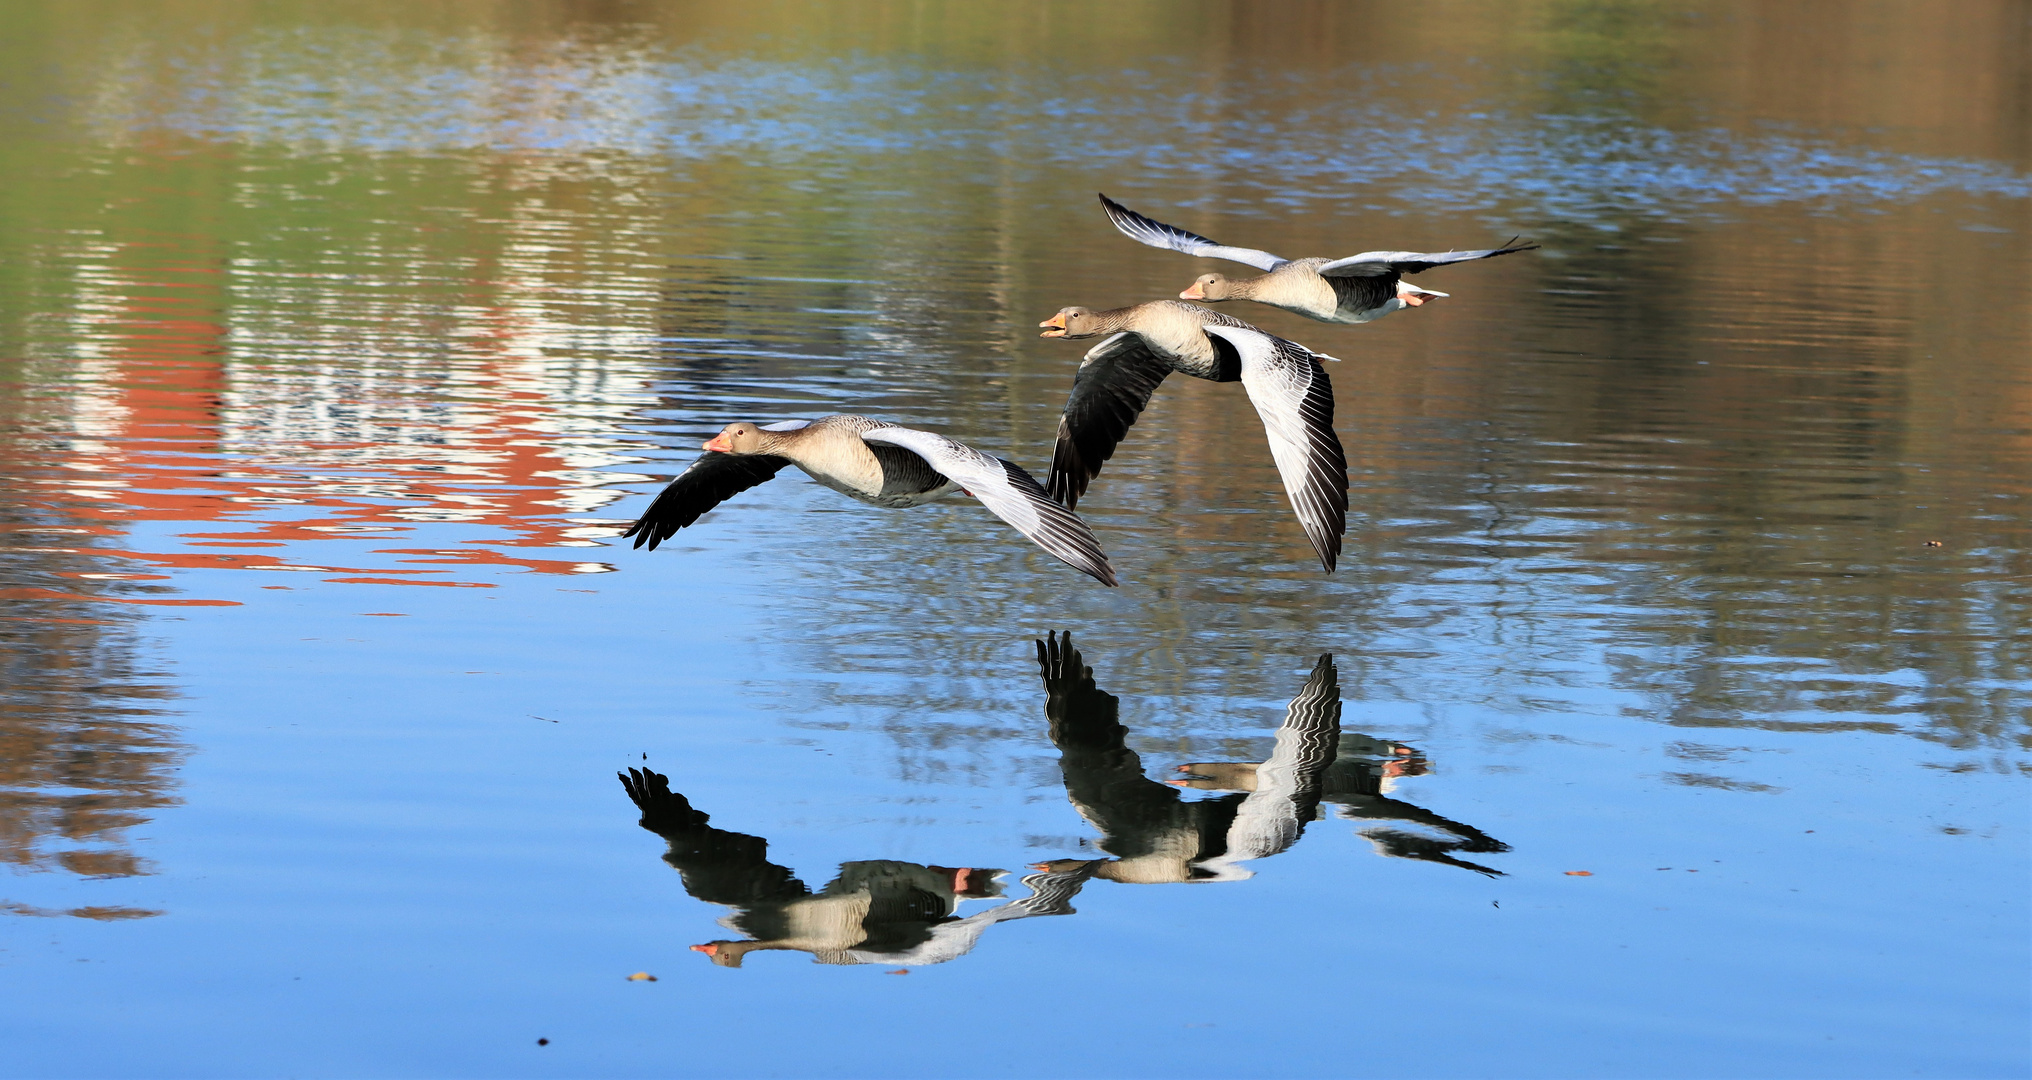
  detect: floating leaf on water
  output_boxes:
[626,972,657,982]
[1564,870,1593,876]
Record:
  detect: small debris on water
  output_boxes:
[885,969,909,975]
[1923,540,1943,547]
[1564,870,1593,876]
[627,972,656,982]
[537,1038,549,1046]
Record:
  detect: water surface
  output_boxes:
[1,3,2027,1077]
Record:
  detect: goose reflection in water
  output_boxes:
[616,633,1506,968]
[1033,632,1507,883]
[618,767,1083,968]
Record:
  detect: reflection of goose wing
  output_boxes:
[1212,655,1343,865]
[859,426,1118,586]
[1330,791,1512,877]
[1355,827,1506,878]
[844,866,1095,967]
[1317,240,1538,278]
[1046,331,1175,509]
[1099,193,1288,272]
[1203,325,1349,571]
[1035,631,1120,728]
[1005,864,1097,916]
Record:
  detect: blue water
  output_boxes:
[2,5,2027,1078]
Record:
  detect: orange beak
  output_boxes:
[702,433,733,453]
[691,943,719,956]
[1038,313,1067,338]
[1178,282,1205,300]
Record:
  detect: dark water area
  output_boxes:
[0,2,2027,1077]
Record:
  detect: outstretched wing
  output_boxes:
[1099,193,1287,272]
[1270,654,1343,779]
[617,767,713,833]
[621,452,790,550]
[1317,239,1539,278]
[1202,326,1349,572]
[1215,653,1344,863]
[1047,331,1174,509]
[859,426,1119,587]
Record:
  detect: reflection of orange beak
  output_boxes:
[691,943,719,956]
[1038,313,1067,338]
[1179,282,1205,300]
[702,433,733,453]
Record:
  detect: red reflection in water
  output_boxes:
[28,249,647,597]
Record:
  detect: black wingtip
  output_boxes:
[1096,191,1150,233]
[620,520,663,551]
[1096,191,1135,225]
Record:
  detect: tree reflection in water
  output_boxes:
[618,632,1508,969]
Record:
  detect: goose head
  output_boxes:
[1179,273,1232,302]
[1038,307,1109,339]
[702,422,771,454]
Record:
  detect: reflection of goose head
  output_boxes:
[691,940,757,968]
[1171,761,1259,791]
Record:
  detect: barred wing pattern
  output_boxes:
[1317,240,1539,278]
[1046,332,1174,509]
[1098,193,1288,272]
[1205,326,1350,571]
[859,426,1119,587]
[1208,653,1344,869]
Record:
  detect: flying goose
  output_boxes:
[1038,300,1347,571]
[621,414,1117,586]
[1099,193,1538,325]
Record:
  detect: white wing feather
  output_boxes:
[859,426,1118,586]
[1099,194,1288,272]
[1202,326,1349,572]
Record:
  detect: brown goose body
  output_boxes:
[1198,257,1415,325]
[752,414,958,508]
